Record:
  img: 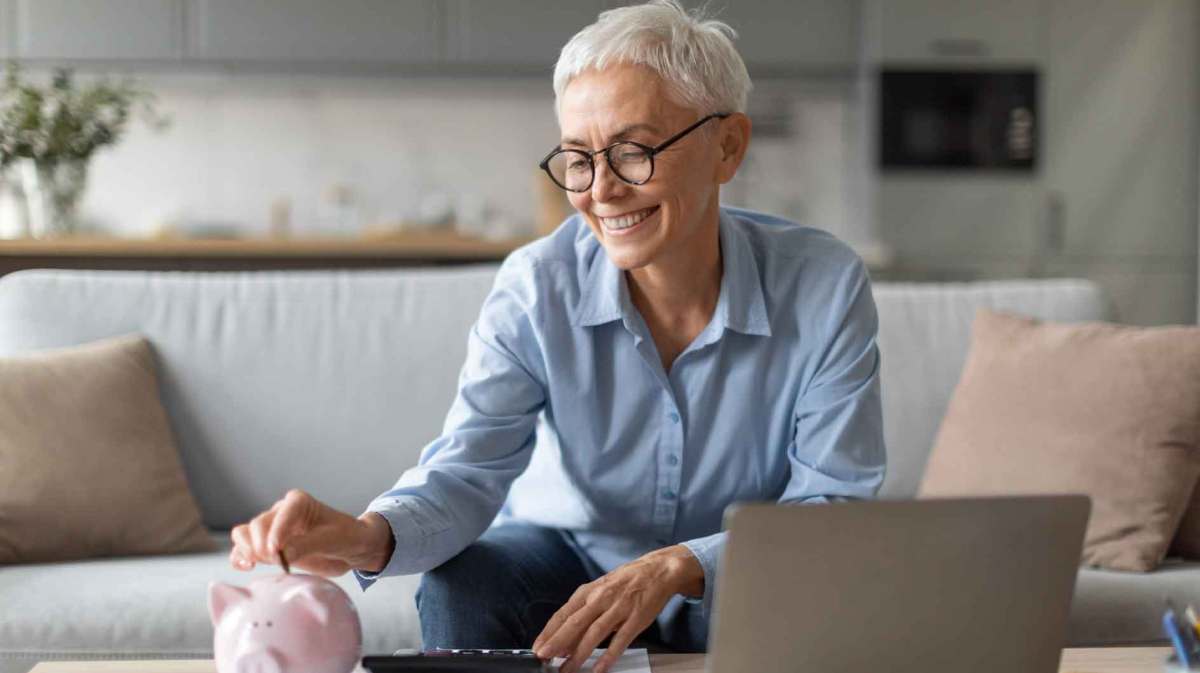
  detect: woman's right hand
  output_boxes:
[229,488,395,578]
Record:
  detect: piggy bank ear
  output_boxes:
[208,582,252,626]
[281,584,331,625]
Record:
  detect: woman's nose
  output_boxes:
[590,155,627,203]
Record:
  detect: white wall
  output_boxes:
[70,73,867,248]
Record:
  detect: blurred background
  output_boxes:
[0,0,1193,326]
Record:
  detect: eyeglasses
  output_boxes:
[538,113,730,193]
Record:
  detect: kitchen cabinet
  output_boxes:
[1042,0,1198,258]
[15,0,182,60]
[447,1,858,73]
[2,0,864,73]
[877,175,1041,261]
[0,2,13,59]
[717,0,860,72]
[189,0,441,64]
[1043,260,1196,326]
[446,1,602,69]
[871,0,1044,64]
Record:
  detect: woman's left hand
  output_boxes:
[532,544,704,673]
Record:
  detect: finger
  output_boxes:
[247,511,275,563]
[535,604,571,652]
[534,602,585,659]
[562,604,627,673]
[230,525,255,569]
[539,601,607,663]
[593,618,644,673]
[535,585,592,655]
[268,490,311,556]
[229,547,252,571]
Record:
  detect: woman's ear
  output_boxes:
[716,113,752,184]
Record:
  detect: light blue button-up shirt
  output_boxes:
[354,206,886,626]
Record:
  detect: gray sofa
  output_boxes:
[0,267,1192,673]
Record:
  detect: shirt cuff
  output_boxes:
[349,497,431,592]
[680,531,726,619]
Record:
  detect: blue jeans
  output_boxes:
[416,524,708,652]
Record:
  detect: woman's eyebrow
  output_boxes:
[561,122,663,147]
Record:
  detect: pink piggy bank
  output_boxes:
[208,573,363,673]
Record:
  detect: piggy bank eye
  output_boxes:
[252,621,259,628]
[266,621,273,627]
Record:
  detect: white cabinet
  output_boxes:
[189,0,441,64]
[872,0,1044,64]
[446,1,603,69]
[16,0,182,60]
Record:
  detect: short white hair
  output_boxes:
[553,0,752,118]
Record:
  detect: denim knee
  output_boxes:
[416,540,528,648]
[418,542,508,610]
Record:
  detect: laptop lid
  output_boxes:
[708,495,1090,673]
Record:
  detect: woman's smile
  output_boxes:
[597,205,660,236]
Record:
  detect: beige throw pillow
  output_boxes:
[918,309,1200,572]
[0,334,215,563]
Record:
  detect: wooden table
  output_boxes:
[25,648,1177,673]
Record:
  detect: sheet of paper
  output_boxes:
[554,648,651,673]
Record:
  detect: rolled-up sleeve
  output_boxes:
[354,257,547,591]
[683,257,886,617]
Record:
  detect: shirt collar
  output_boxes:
[574,209,772,337]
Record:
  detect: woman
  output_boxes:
[230,3,885,672]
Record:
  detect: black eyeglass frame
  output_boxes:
[538,112,731,193]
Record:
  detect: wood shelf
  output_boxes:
[0,231,531,260]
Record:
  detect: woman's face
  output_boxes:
[557,63,744,271]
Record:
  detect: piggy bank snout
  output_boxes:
[233,647,284,673]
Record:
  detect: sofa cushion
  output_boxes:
[0,531,422,673]
[1072,562,1200,646]
[919,309,1200,572]
[0,334,215,564]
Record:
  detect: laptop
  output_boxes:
[708,495,1090,673]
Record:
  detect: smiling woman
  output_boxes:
[230,3,885,673]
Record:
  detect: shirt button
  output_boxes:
[668,411,680,423]
[667,454,679,466]
[662,489,676,500]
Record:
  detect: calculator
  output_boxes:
[361,648,551,672]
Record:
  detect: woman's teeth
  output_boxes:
[600,207,656,230]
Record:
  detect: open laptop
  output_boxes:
[708,495,1090,673]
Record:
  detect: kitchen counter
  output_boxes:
[0,231,532,275]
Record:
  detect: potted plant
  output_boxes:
[0,64,167,238]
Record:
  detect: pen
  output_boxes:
[1186,605,1200,639]
[1171,600,1200,652]
[1164,609,1194,668]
